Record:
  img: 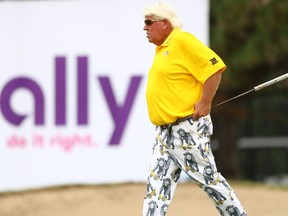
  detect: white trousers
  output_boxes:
[143,115,247,216]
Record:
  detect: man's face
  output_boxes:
[143,16,166,46]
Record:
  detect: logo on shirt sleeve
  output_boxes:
[210,57,218,65]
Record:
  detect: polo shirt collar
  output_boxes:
[160,28,181,47]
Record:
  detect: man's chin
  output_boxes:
[147,38,153,43]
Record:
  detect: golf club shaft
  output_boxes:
[213,72,288,108]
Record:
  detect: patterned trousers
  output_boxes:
[142,115,247,216]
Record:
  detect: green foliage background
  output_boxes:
[209,0,288,179]
[211,0,288,91]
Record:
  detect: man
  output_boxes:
[142,1,247,216]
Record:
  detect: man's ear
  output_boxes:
[162,19,172,30]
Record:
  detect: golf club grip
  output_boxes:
[254,73,288,91]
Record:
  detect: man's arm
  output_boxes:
[193,70,222,119]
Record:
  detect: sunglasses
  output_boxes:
[144,19,163,26]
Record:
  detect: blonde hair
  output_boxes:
[143,1,182,29]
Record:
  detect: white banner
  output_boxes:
[0,0,208,192]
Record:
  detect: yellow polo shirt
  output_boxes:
[146,28,226,126]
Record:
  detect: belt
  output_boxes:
[161,114,194,129]
[173,114,194,125]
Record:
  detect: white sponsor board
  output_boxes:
[0,0,208,192]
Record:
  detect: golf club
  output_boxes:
[213,72,288,108]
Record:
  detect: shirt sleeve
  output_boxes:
[181,33,226,84]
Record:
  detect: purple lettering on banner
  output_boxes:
[77,56,88,125]
[0,77,44,125]
[55,57,66,125]
[98,76,142,145]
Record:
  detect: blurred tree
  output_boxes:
[209,0,288,178]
